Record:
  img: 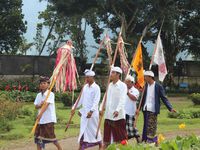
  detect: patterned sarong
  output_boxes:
[34,122,57,148]
[142,111,158,143]
[125,114,140,139]
[103,119,127,144]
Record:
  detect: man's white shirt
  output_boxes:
[143,81,156,112]
[73,82,102,143]
[103,80,127,121]
[34,90,57,124]
[75,82,101,116]
[125,86,140,116]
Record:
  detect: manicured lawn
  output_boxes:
[0,96,200,149]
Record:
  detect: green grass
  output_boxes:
[0,102,80,149]
[0,97,200,149]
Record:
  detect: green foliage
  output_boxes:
[0,91,36,102]
[107,143,157,150]
[19,108,33,116]
[0,98,22,132]
[168,110,200,119]
[0,133,24,140]
[55,92,79,106]
[160,135,200,150]
[0,0,27,54]
[189,93,200,105]
[33,23,44,55]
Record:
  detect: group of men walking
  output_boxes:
[34,66,176,150]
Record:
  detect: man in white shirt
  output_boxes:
[34,76,62,150]
[141,70,176,144]
[124,75,140,143]
[101,66,127,148]
[71,69,103,150]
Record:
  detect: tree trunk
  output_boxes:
[39,17,56,56]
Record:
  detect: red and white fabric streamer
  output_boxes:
[104,34,113,65]
[51,40,78,92]
[118,34,130,75]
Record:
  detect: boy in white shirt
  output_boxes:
[34,76,62,150]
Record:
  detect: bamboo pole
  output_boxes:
[133,85,145,128]
[65,86,84,132]
[134,20,163,128]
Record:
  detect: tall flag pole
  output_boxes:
[130,26,148,128]
[149,18,167,82]
[96,26,123,139]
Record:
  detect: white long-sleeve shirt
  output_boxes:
[73,82,102,143]
[74,82,101,116]
[143,81,156,112]
[104,80,127,121]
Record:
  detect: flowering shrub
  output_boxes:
[160,135,200,150]
[0,78,38,92]
[107,135,200,150]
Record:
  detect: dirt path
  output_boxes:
[3,136,96,150]
[3,129,200,150]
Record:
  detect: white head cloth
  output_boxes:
[125,75,135,83]
[84,69,95,76]
[144,70,154,77]
[111,66,123,74]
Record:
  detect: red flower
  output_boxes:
[13,85,17,90]
[5,85,10,91]
[121,140,128,145]
[18,84,22,91]
[25,85,29,91]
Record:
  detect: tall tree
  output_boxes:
[0,0,27,54]
[40,0,200,75]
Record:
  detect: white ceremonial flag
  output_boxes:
[151,33,167,82]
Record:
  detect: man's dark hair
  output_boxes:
[39,76,50,84]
